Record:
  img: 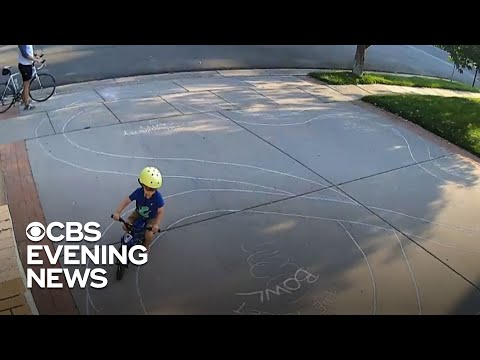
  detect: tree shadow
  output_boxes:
[452,284,480,315]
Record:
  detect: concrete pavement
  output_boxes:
[1,69,480,315]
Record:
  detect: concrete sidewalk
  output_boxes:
[1,69,479,146]
[1,69,480,315]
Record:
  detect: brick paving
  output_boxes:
[0,141,78,315]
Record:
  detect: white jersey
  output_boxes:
[18,45,34,65]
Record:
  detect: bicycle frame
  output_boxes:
[5,70,22,96]
[0,54,55,112]
[4,61,44,96]
[111,214,153,246]
[111,214,154,280]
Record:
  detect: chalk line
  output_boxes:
[33,108,477,316]
[135,208,390,315]
[393,231,422,315]
[59,104,355,202]
[336,221,376,315]
[403,231,480,254]
[35,129,480,239]
[420,133,475,182]
[392,128,469,187]
[227,112,357,127]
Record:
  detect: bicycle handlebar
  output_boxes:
[35,58,46,71]
[110,214,154,232]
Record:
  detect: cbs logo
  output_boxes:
[25,221,102,242]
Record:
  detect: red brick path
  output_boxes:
[0,106,19,121]
[0,141,78,315]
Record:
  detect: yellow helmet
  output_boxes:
[138,167,163,189]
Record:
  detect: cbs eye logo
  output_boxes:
[26,222,46,242]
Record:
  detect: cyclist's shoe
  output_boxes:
[24,104,36,110]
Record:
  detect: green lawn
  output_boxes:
[309,71,479,93]
[361,94,480,157]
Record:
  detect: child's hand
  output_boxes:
[152,225,160,234]
[113,212,120,221]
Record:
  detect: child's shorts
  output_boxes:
[127,210,156,230]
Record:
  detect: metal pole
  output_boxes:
[473,66,478,87]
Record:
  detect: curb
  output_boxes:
[49,68,480,98]
[52,69,316,94]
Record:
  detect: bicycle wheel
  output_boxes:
[115,244,127,280]
[0,83,15,113]
[30,73,56,102]
[116,263,125,280]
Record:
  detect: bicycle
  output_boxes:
[110,214,154,280]
[0,52,56,113]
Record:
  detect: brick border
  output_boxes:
[0,141,78,315]
[0,106,19,122]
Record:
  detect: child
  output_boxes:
[113,166,165,252]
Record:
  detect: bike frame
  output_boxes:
[126,219,148,246]
[112,214,154,280]
[112,214,153,246]
[1,54,55,113]
[4,61,44,97]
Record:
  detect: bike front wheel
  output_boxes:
[115,243,127,280]
[30,73,56,102]
[0,83,15,113]
[116,263,125,280]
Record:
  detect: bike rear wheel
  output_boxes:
[30,73,56,102]
[0,83,15,113]
[115,243,128,280]
[116,263,125,280]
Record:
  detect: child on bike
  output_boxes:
[113,166,165,252]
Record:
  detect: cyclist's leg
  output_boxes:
[124,211,139,232]
[143,218,156,252]
[18,64,34,109]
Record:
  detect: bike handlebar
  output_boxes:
[34,53,45,64]
[35,58,46,71]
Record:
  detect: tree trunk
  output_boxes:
[352,45,370,77]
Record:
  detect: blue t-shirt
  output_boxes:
[129,187,165,219]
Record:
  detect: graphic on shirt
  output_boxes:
[129,187,165,220]
[138,205,151,218]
